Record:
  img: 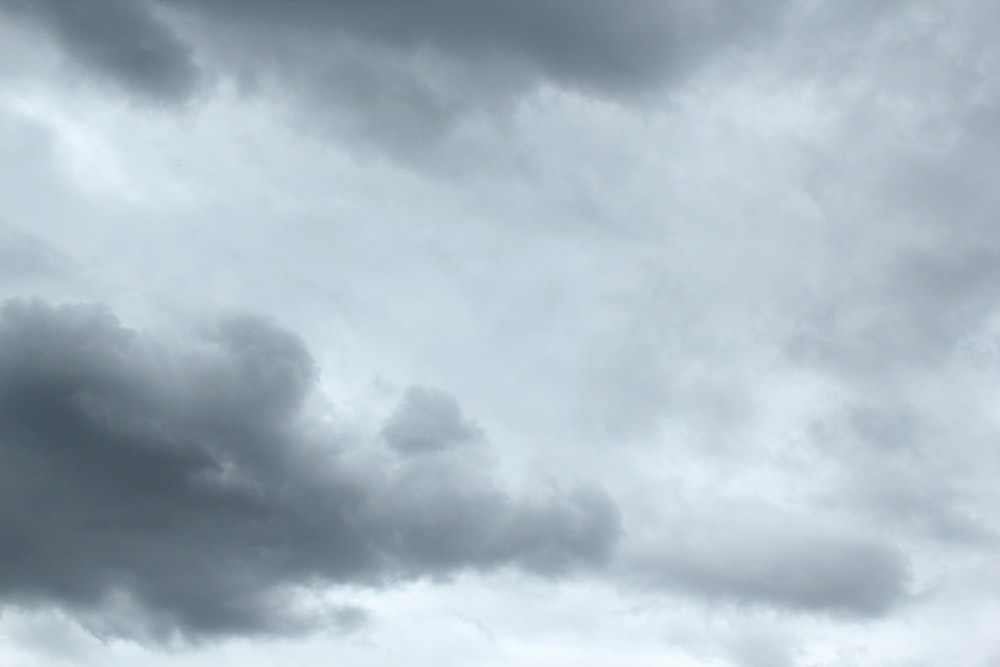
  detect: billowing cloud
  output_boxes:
[0,299,620,641]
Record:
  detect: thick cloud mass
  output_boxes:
[165,0,785,91]
[0,299,620,640]
[4,0,784,93]
[0,0,788,156]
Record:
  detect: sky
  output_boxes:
[1,0,1000,665]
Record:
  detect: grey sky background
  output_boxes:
[1,1,1000,665]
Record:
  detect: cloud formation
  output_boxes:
[627,505,910,616]
[0,299,620,641]
[0,0,789,155]
[382,385,482,454]
[3,0,1000,664]
[2,0,201,102]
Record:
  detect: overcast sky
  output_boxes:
[2,1,1000,665]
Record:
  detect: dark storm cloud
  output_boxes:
[0,299,620,641]
[1,0,201,102]
[167,0,788,94]
[1,0,790,151]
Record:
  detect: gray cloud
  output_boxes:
[787,247,1000,381]
[782,247,1000,549]
[4,1,1000,662]
[1,0,790,155]
[0,299,620,641]
[382,385,481,454]
[176,0,790,159]
[168,0,787,94]
[805,397,995,546]
[626,506,910,617]
[1,0,201,103]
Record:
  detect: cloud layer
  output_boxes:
[1,0,790,157]
[3,0,1000,665]
[0,299,619,640]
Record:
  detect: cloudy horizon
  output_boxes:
[2,1,1000,665]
